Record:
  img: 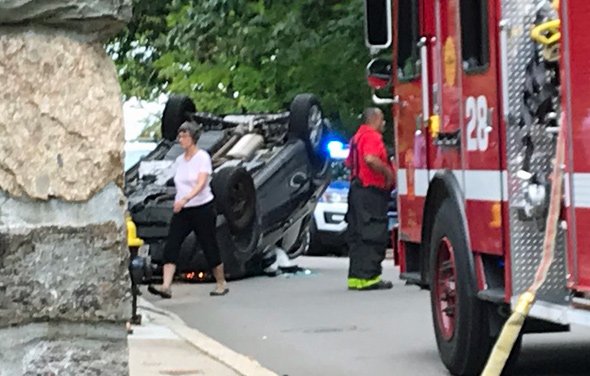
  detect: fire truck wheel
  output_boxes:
[161,95,197,141]
[429,200,491,376]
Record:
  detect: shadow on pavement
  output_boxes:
[515,340,590,375]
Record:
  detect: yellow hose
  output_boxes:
[481,293,535,375]
[481,116,566,375]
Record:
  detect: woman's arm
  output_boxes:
[179,172,209,204]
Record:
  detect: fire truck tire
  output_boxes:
[429,199,491,376]
[162,95,197,141]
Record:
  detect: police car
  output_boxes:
[307,141,397,256]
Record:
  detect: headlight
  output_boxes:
[320,192,347,203]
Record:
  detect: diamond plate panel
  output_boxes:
[502,0,569,304]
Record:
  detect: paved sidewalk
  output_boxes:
[128,298,276,376]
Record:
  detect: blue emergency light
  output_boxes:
[327,141,350,160]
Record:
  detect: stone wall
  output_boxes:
[0,29,125,200]
[0,323,127,376]
[0,0,131,36]
[0,1,131,375]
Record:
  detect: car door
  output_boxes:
[255,140,313,231]
[394,0,427,243]
[458,0,504,254]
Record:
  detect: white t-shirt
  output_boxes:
[174,150,214,208]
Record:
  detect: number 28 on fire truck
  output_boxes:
[364,0,590,375]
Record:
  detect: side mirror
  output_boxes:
[366,58,398,106]
[366,58,393,90]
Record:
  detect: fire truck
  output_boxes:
[364,0,590,374]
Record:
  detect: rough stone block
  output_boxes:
[0,182,131,327]
[0,0,132,38]
[0,182,125,229]
[0,28,125,201]
[0,322,128,375]
[0,221,131,327]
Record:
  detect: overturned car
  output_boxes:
[125,94,331,279]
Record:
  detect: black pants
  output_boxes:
[346,181,389,282]
[163,201,222,268]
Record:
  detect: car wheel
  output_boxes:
[162,95,196,141]
[289,94,327,170]
[306,220,324,256]
[287,229,310,259]
[211,166,256,233]
[429,199,491,376]
[218,218,262,279]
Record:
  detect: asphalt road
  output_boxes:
[148,257,590,376]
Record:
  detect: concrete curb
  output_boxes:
[137,298,277,376]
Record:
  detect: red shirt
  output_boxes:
[345,124,391,189]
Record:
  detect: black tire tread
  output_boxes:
[289,94,327,170]
[429,200,491,376]
[211,166,256,233]
[162,95,197,141]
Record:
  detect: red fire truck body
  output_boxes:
[562,1,590,292]
[365,0,590,374]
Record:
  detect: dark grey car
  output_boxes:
[125,94,331,279]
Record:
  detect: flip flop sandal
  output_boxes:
[209,288,229,296]
[148,285,172,299]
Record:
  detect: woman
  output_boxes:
[149,121,229,298]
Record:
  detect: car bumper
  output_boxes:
[313,202,348,233]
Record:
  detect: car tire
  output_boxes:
[162,95,196,141]
[211,166,257,233]
[287,228,310,259]
[429,199,492,376]
[306,220,324,256]
[289,94,327,169]
[218,218,261,279]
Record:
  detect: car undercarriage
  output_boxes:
[125,93,331,279]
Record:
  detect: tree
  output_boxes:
[109,0,373,136]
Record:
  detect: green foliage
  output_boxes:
[109,0,374,136]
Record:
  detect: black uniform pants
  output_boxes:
[163,201,222,268]
[346,180,389,285]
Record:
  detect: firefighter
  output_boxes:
[345,108,395,290]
